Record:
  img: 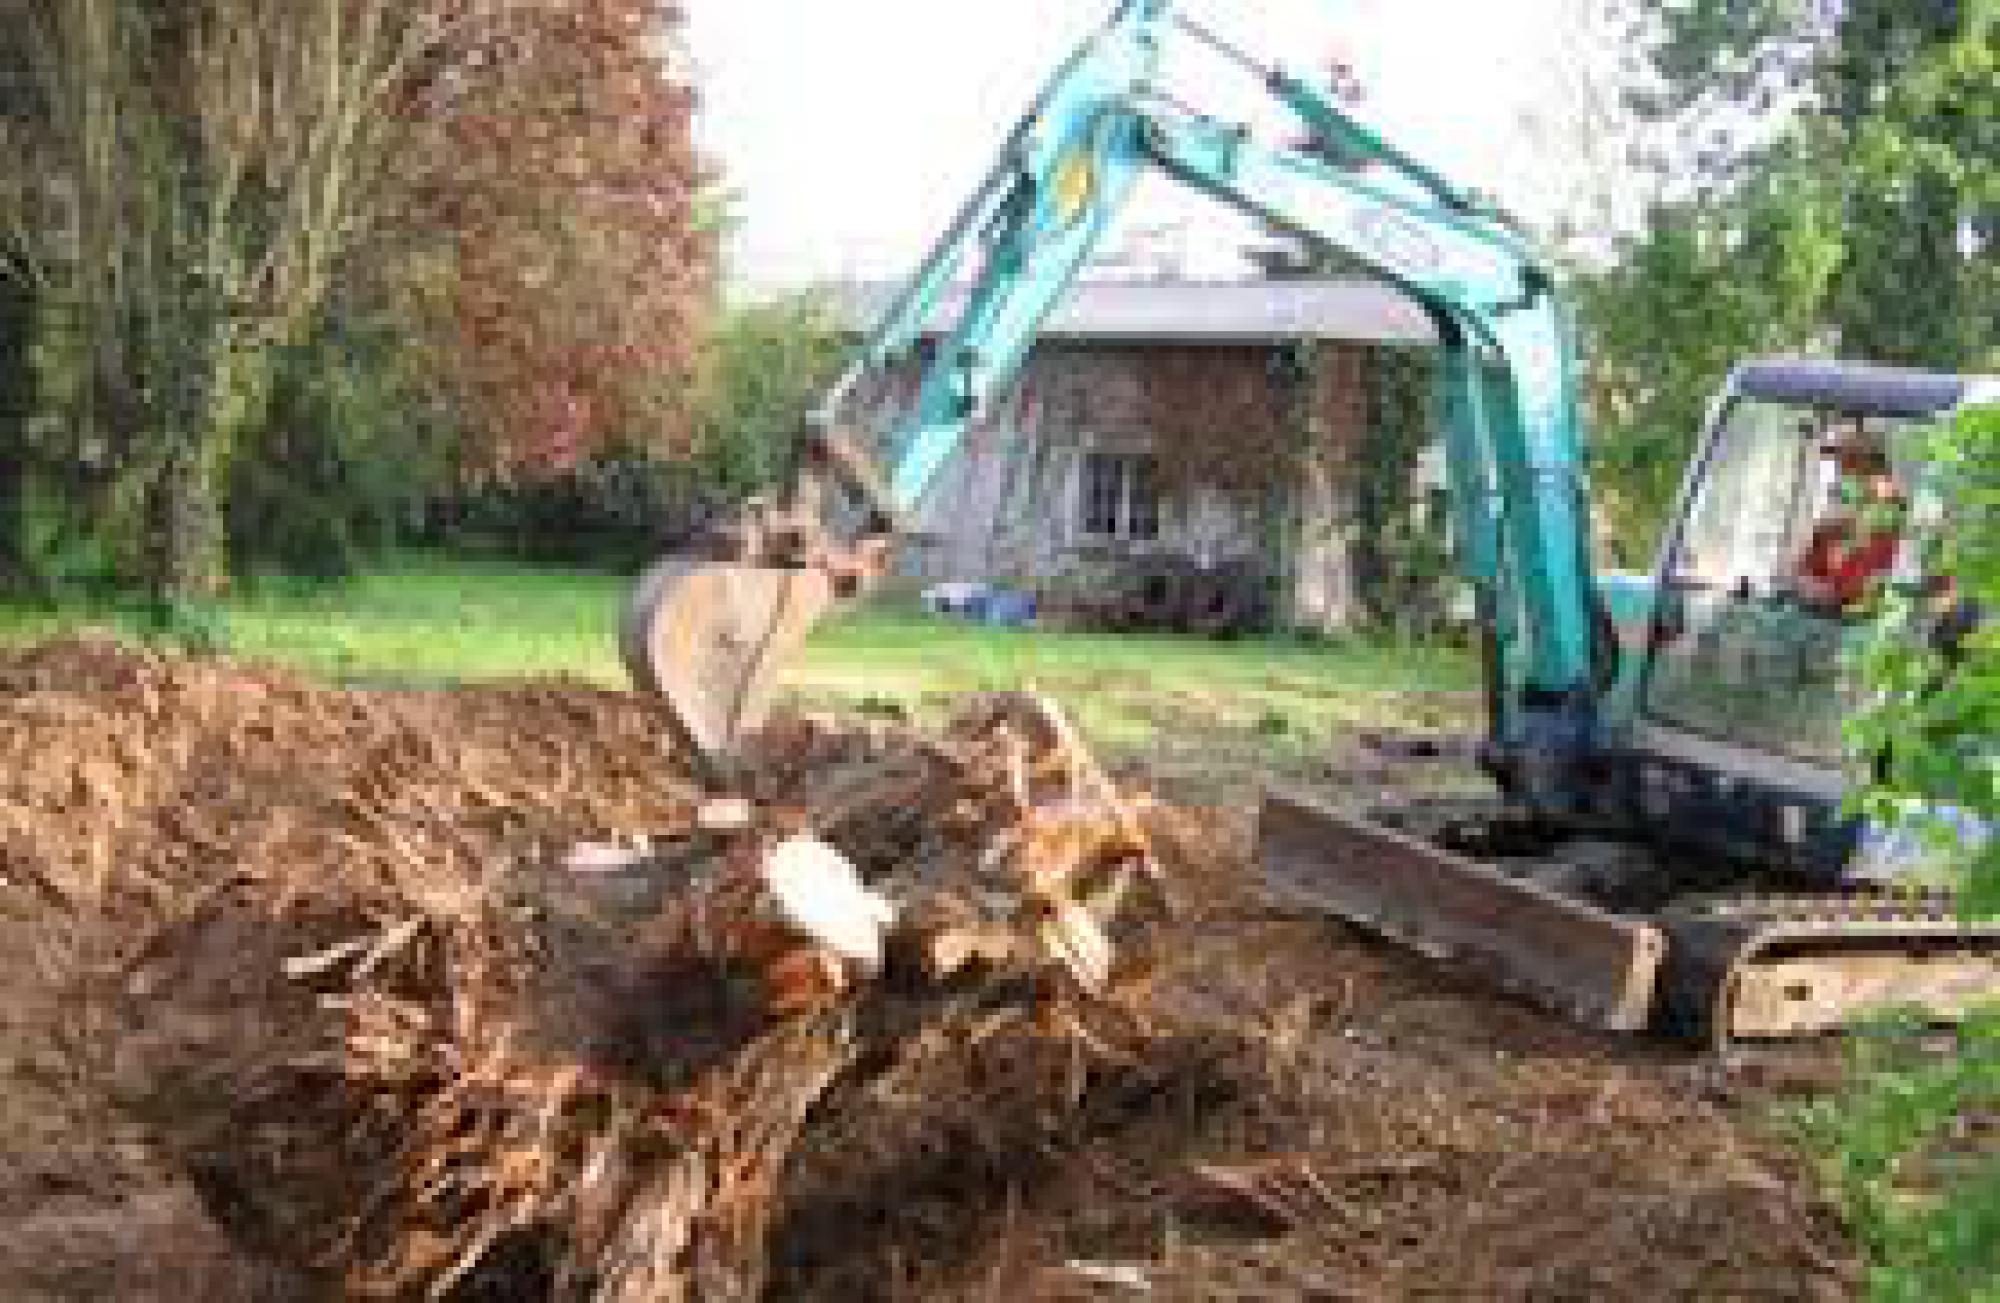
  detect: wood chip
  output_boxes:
[1065,1259,1153,1292]
[565,843,648,875]
[283,936,374,981]
[696,797,757,833]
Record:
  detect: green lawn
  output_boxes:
[799,605,1476,757]
[0,556,1480,789]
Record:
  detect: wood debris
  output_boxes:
[0,640,1861,1302]
[0,641,1168,1300]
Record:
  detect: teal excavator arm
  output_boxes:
[628,0,1609,806]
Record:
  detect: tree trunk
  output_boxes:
[141,444,219,600]
[0,274,30,589]
[140,332,281,600]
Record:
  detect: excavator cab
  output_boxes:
[1265,361,1999,1045]
[1630,362,1983,836]
[1642,377,1929,773]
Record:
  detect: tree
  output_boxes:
[1826,0,1997,368]
[389,0,715,478]
[1574,0,1996,556]
[1577,148,1843,552]
[0,0,713,600]
[689,292,845,500]
[1628,0,1994,366]
[0,0,474,598]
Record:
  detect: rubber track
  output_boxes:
[1657,889,2000,1048]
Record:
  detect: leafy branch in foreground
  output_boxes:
[1846,402,2000,913]
[1806,401,1999,1301]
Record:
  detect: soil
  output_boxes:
[0,638,1858,1300]
[774,808,1857,1299]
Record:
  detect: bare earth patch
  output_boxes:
[0,639,1855,1300]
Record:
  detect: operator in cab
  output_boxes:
[1791,434,1905,616]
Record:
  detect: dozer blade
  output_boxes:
[620,556,835,773]
[1258,789,1667,1032]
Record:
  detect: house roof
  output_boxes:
[830,277,1437,347]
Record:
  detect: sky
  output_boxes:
[684,1,1595,288]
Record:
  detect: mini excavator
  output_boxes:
[621,0,1998,1046]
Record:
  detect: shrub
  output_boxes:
[1792,1015,2000,1303]
[433,454,721,573]
[1808,402,2000,1299]
[425,291,844,573]
[226,319,450,582]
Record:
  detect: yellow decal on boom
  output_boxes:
[1052,147,1097,229]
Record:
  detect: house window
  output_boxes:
[1080,451,1162,542]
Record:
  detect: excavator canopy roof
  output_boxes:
[1732,359,1989,418]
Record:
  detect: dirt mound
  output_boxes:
[0,638,710,1299]
[0,638,1169,1299]
[0,638,1857,1300]
[770,810,1859,1300]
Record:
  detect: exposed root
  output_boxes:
[0,641,1168,1298]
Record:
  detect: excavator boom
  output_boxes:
[622,1,1999,1043]
[627,0,1603,804]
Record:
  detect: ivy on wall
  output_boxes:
[1354,346,1451,636]
[1132,337,1442,635]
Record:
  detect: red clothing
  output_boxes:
[1798,522,1898,607]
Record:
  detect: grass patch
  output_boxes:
[1790,1015,2000,1302]
[795,608,1477,778]
[0,555,1479,787]
[0,558,630,687]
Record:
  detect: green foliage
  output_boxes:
[1579,148,1843,551]
[1848,403,2000,911]
[226,316,450,582]
[1820,401,2000,1299]
[1830,0,1999,369]
[435,455,718,574]
[1792,1015,2000,1302]
[1641,0,1823,124]
[690,292,846,499]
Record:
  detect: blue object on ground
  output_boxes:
[982,590,1038,628]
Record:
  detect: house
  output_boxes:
[833,277,1439,633]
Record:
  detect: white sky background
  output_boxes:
[686,1,1610,288]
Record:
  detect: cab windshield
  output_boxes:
[1642,399,1926,767]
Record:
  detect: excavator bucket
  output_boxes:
[1258,789,1667,1032]
[621,556,835,774]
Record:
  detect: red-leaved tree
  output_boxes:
[0,0,714,597]
[395,0,715,475]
